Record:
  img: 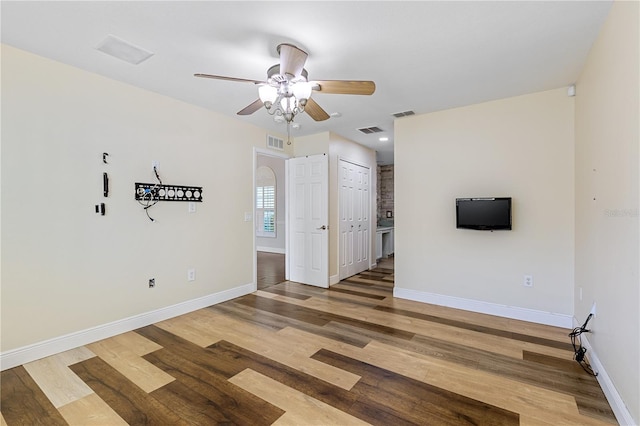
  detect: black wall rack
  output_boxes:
[134,182,203,202]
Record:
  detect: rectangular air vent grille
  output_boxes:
[392,110,415,118]
[267,135,284,151]
[358,126,384,134]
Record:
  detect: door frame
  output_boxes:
[253,148,290,291]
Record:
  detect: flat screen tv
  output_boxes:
[456,197,512,231]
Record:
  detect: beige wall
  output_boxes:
[1,45,268,351]
[395,88,575,316]
[575,1,639,422]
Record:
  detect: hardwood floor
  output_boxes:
[257,251,285,290]
[1,259,616,425]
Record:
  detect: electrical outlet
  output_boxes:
[152,160,159,171]
[523,275,533,287]
[188,202,196,213]
[187,268,196,282]
[590,302,596,316]
[149,278,155,288]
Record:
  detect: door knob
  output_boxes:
[317,225,327,230]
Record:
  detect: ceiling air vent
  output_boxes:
[358,126,384,134]
[392,110,415,118]
[267,135,284,151]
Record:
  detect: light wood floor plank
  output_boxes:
[108,331,164,356]
[87,337,174,393]
[23,348,96,408]
[57,392,127,425]
[229,368,370,426]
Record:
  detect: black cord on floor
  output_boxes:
[569,313,598,376]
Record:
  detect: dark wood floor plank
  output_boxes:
[523,351,616,422]
[341,279,395,293]
[204,340,361,414]
[0,367,68,426]
[235,294,329,326]
[376,305,573,351]
[312,348,520,426]
[149,380,235,425]
[235,293,415,340]
[260,287,311,300]
[328,286,387,300]
[211,302,371,348]
[145,350,284,425]
[68,356,187,425]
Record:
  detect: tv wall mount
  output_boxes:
[134,182,203,202]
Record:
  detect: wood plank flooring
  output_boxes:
[1,258,617,425]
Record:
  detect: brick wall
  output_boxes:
[377,165,394,224]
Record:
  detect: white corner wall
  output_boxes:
[574,1,639,423]
[1,45,266,363]
[395,88,575,326]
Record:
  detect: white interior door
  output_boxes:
[339,160,370,279]
[288,154,329,287]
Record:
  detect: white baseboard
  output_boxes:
[393,287,573,328]
[0,282,254,371]
[256,246,285,254]
[575,319,635,426]
[330,274,340,286]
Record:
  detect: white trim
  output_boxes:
[330,274,340,286]
[393,287,573,328]
[256,246,285,254]
[0,282,254,371]
[575,319,635,426]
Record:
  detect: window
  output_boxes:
[256,166,276,237]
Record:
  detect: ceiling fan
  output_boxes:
[195,43,376,125]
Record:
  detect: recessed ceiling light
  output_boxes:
[96,35,154,65]
[379,137,389,142]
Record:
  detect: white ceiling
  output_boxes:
[1,1,612,165]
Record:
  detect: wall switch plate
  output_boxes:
[523,275,533,287]
[188,202,196,213]
[244,212,252,222]
[187,268,196,282]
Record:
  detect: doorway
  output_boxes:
[255,150,287,289]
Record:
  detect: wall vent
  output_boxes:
[392,110,415,118]
[267,135,284,151]
[358,126,384,134]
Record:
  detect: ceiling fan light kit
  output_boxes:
[195,42,376,143]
